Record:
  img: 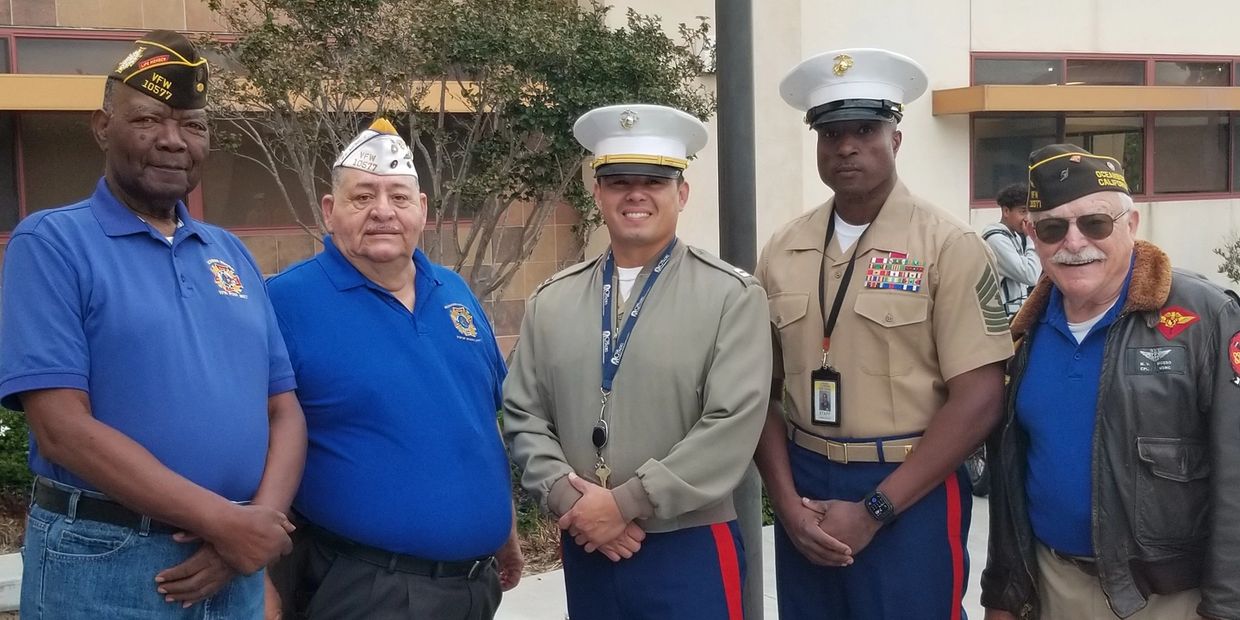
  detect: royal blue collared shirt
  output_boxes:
[0,178,296,500]
[268,238,512,560]
[1015,258,1134,556]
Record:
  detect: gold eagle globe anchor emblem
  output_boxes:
[832,54,854,77]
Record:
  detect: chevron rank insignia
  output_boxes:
[975,263,1008,334]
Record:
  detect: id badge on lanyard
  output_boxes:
[811,366,841,426]
[811,213,864,427]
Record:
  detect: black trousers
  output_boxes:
[270,526,502,620]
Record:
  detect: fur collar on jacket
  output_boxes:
[1010,240,1172,337]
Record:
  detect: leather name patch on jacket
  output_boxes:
[1124,346,1187,375]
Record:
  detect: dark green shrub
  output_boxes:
[0,409,30,495]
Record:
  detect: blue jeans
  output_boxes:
[21,482,263,619]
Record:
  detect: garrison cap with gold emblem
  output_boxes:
[573,104,708,179]
[1027,144,1130,212]
[333,118,418,178]
[780,48,927,128]
[109,30,209,109]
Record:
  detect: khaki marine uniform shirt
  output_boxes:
[503,243,771,533]
[756,181,1013,439]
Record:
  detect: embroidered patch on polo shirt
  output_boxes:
[446,303,480,341]
[974,263,1008,334]
[207,258,248,299]
[1124,346,1187,375]
[865,252,924,292]
[1156,306,1199,340]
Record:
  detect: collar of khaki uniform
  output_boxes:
[783,180,914,264]
[1010,239,1172,338]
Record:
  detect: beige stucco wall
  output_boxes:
[594,0,1240,288]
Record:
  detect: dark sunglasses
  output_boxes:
[1032,208,1129,244]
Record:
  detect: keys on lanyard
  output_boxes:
[592,238,677,488]
[593,392,611,488]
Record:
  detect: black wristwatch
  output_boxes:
[862,490,897,524]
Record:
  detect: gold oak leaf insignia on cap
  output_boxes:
[832,54,854,76]
[116,47,144,73]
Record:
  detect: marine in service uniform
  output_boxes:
[754,49,1013,619]
[503,104,772,620]
[267,119,522,619]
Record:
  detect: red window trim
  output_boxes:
[968,52,1240,207]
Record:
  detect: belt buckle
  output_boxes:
[826,440,848,464]
[468,557,494,580]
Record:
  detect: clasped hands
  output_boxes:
[557,473,646,562]
[781,497,883,567]
[154,504,296,609]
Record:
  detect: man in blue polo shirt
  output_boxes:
[983,145,1240,619]
[266,119,522,619]
[0,31,307,618]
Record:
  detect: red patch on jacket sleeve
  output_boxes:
[1229,331,1240,384]
[1156,306,1199,340]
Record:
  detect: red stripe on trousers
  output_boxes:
[945,475,965,620]
[710,523,743,620]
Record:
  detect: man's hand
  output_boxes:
[983,609,1018,620]
[558,473,628,550]
[207,505,295,574]
[154,541,234,608]
[774,498,853,567]
[495,529,525,591]
[596,522,646,562]
[806,498,881,558]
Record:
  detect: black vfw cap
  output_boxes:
[108,30,209,109]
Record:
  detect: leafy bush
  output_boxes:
[0,409,30,495]
[1215,235,1240,286]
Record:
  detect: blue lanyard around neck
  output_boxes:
[600,238,678,394]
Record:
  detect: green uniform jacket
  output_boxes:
[503,243,772,533]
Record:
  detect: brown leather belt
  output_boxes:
[788,425,919,464]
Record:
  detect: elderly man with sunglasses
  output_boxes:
[982,144,1240,620]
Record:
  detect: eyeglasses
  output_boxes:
[1032,208,1130,244]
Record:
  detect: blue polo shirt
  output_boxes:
[267,238,512,561]
[0,178,296,501]
[1015,261,1133,556]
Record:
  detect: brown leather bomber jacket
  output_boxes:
[981,241,1240,620]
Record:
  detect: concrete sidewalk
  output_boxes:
[496,496,990,619]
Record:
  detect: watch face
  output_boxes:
[865,492,895,522]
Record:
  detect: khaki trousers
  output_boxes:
[1036,544,1203,619]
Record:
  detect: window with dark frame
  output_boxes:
[0,113,18,232]
[972,54,1240,203]
[14,38,133,75]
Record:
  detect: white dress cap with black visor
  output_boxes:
[780,48,928,129]
[573,104,709,179]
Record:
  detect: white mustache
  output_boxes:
[1051,247,1106,265]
